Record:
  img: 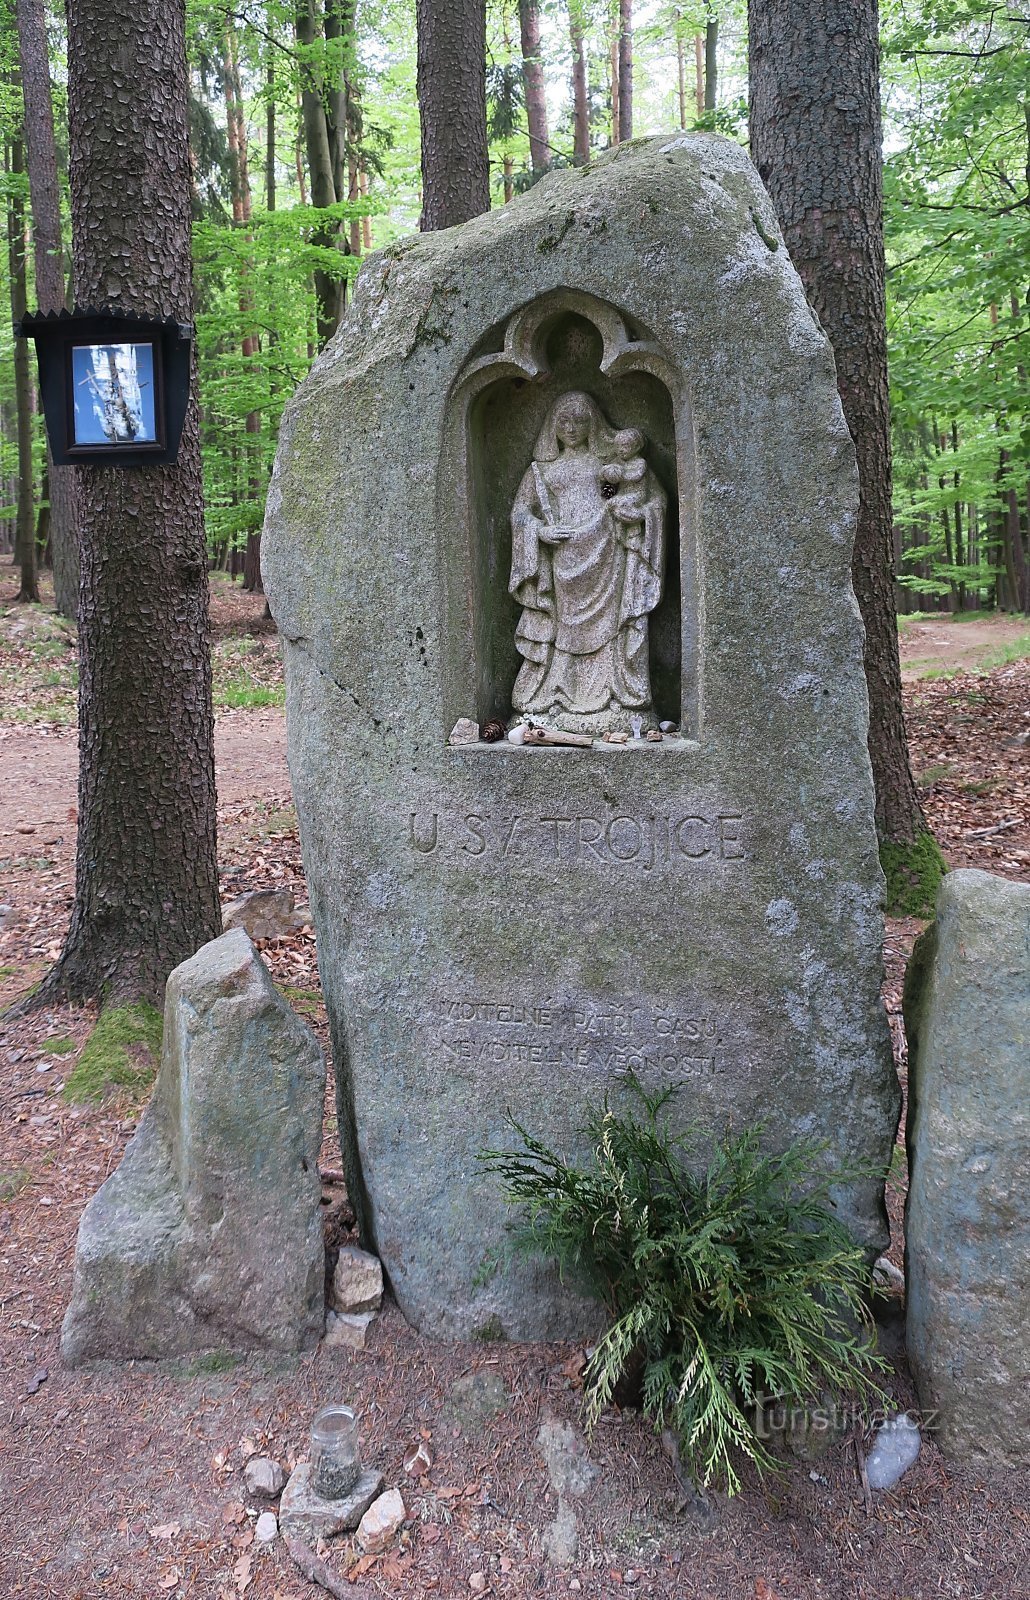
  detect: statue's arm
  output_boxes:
[510,467,546,595]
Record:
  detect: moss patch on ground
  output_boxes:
[881,829,947,918]
[64,1001,163,1103]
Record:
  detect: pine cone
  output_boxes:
[482,719,507,744]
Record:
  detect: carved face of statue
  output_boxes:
[553,397,592,449]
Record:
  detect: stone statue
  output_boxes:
[509,391,666,733]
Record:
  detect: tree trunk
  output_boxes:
[518,0,550,173]
[223,22,263,595]
[359,165,372,248]
[296,0,347,345]
[609,8,619,147]
[416,0,489,230]
[6,132,38,604]
[570,7,590,165]
[704,16,718,111]
[16,0,77,618]
[618,0,632,142]
[694,33,704,117]
[676,32,686,129]
[749,0,928,854]
[265,60,276,211]
[40,0,221,1005]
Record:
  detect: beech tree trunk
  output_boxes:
[6,131,38,604]
[16,0,78,618]
[518,0,550,173]
[570,7,590,165]
[704,16,717,111]
[296,0,349,345]
[417,0,489,230]
[749,0,926,847]
[618,0,632,142]
[223,22,263,595]
[40,0,221,1005]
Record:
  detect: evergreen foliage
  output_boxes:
[483,1078,888,1494]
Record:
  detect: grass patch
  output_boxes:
[977,632,1030,670]
[915,762,954,788]
[881,829,947,918]
[64,1001,163,1103]
[0,1167,31,1202]
[279,983,321,1018]
[173,1349,240,1378]
[215,676,285,710]
[44,1035,76,1055]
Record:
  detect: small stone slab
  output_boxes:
[222,887,297,940]
[904,869,1030,1466]
[278,1463,384,1543]
[244,1456,287,1498]
[331,1246,383,1314]
[356,1488,406,1554]
[324,1309,376,1350]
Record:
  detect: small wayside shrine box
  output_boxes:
[16,306,192,467]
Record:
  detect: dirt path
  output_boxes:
[0,709,288,850]
[899,614,1028,679]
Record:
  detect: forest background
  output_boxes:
[0,0,1027,618]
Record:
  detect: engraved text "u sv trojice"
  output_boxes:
[408,810,745,866]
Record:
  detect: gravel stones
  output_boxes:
[60,930,325,1363]
[904,869,1030,1466]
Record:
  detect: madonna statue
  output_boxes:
[509,390,666,734]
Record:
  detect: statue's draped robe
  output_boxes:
[510,449,664,717]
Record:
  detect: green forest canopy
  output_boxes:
[1,0,1027,611]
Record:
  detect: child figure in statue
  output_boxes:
[600,428,649,554]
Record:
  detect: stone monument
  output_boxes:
[263,133,899,1338]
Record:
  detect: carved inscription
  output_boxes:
[434,997,728,1080]
[408,810,745,866]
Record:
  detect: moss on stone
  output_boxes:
[64,1002,163,1103]
[880,830,947,918]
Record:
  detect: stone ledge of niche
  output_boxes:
[442,736,696,751]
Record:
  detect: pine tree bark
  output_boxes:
[16,0,78,618]
[38,0,221,1005]
[749,0,927,849]
[417,0,489,229]
[6,131,38,604]
[518,0,550,173]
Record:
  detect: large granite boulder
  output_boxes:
[904,869,1030,1465]
[262,133,899,1338]
[61,930,325,1363]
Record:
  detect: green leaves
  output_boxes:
[482,1078,887,1495]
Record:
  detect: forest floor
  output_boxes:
[0,578,1028,1600]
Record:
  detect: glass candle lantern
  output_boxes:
[310,1404,361,1500]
